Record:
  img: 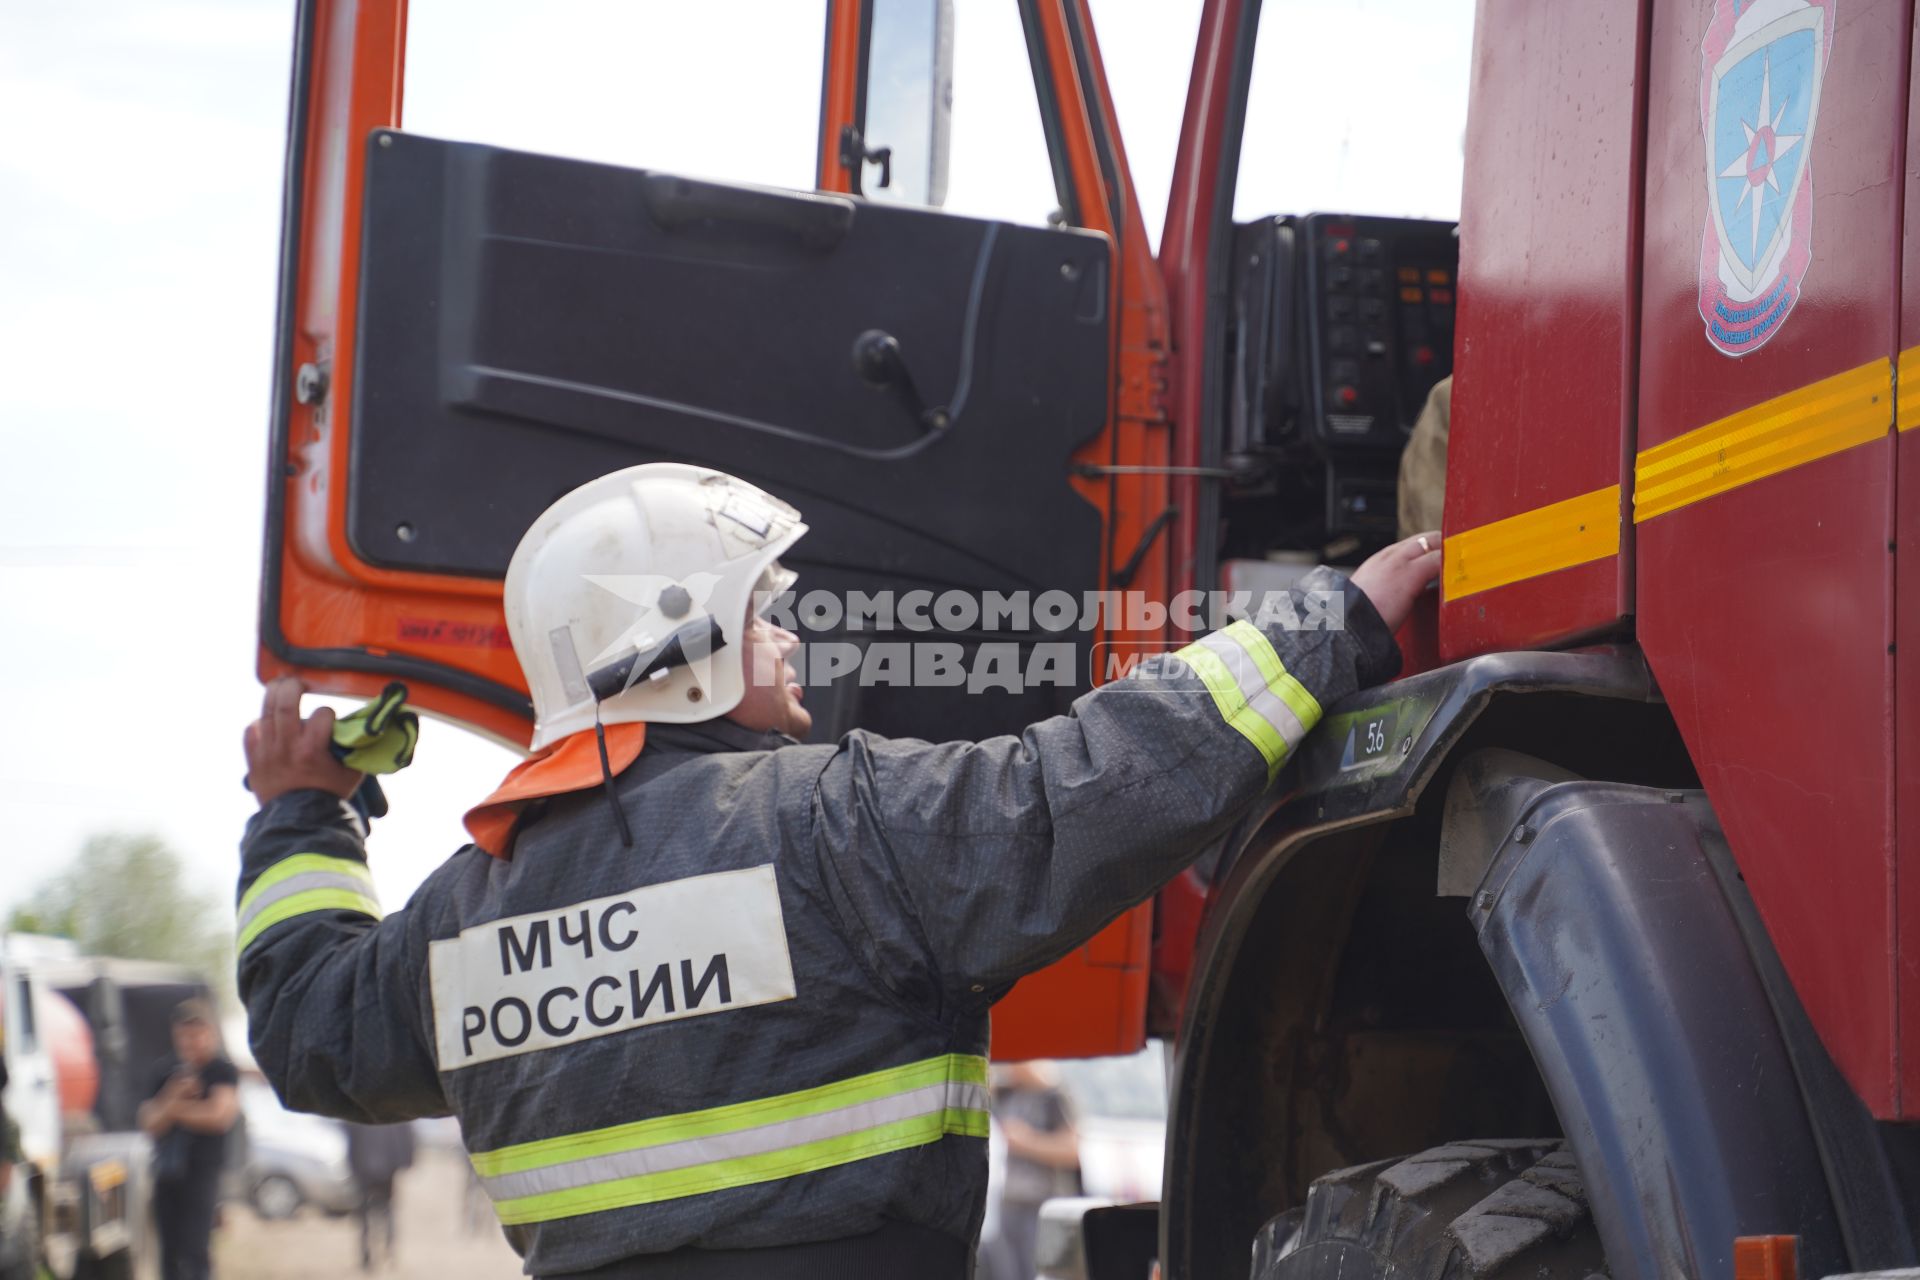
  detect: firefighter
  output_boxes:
[238,463,1441,1277]
[1398,373,1452,539]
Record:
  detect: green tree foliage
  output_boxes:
[6,833,229,990]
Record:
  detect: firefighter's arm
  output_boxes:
[235,789,447,1123]
[809,542,1433,1010]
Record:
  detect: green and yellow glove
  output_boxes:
[328,681,419,774]
[328,681,417,824]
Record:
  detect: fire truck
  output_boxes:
[257,1,1920,1277]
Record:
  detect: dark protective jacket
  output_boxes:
[236,567,1400,1275]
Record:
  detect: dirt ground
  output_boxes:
[212,1147,525,1279]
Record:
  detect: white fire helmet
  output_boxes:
[504,463,806,750]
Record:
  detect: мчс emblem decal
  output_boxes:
[1697,0,1834,357]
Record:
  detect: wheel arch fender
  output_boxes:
[1162,647,1677,1280]
[1465,771,1847,1280]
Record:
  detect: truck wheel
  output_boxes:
[1251,1140,1609,1280]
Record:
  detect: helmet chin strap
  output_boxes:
[581,614,730,849]
[593,703,636,850]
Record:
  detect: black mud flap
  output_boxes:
[1083,1202,1161,1280]
[1471,780,1858,1280]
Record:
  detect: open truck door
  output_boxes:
[260,0,1170,1060]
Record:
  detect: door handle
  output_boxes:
[640,174,855,251]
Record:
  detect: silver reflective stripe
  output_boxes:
[235,871,379,938]
[478,1080,990,1204]
[1193,630,1310,754]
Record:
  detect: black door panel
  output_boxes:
[348,131,1112,740]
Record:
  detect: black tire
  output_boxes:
[1251,1140,1610,1280]
[250,1174,304,1222]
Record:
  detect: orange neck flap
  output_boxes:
[463,723,648,859]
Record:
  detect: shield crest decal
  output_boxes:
[1697,0,1834,356]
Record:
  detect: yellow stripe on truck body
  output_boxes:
[1438,352,1902,598]
[1442,485,1621,601]
[1635,358,1891,521]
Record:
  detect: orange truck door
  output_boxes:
[260,0,1168,1060]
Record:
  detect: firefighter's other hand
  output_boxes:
[244,677,366,807]
[1350,531,1442,633]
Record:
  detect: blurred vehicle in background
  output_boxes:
[1053,1048,1167,1205]
[3,932,222,1280]
[0,1132,34,1280]
[409,1116,465,1154]
[228,1078,355,1221]
[984,1046,1167,1280]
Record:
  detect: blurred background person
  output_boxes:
[1397,374,1452,540]
[344,1121,416,1271]
[137,1001,240,1280]
[984,1061,1081,1280]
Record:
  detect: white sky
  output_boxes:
[0,0,1470,926]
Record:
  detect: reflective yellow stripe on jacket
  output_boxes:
[1175,620,1323,779]
[237,853,381,952]
[469,1054,991,1225]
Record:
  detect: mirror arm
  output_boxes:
[837,125,894,192]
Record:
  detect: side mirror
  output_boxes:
[855,0,953,206]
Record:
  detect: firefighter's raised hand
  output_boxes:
[1350,531,1443,634]
[244,677,365,807]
